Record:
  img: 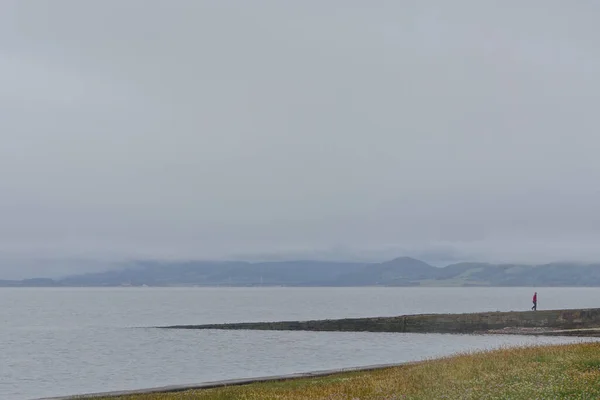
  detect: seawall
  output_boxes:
[37,362,417,400]
[160,308,600,334]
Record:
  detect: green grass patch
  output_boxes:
[101,342,600,399]
[576,359,600,372]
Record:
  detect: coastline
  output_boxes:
[159,307,600,334]
[37,308,600,399]
[52,343,600,400]
[36,339,600,400]
[36,362,419,400]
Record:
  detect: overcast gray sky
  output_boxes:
[1,1,600,274]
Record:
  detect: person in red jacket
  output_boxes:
[532,292,537,311]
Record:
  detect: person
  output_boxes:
[532,292,537,311]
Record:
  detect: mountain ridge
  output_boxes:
[3,256,600,287]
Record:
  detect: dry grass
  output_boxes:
[100,342,600,399]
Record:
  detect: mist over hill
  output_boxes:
[3,257,600,287]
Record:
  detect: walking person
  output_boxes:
[532,292,537,311]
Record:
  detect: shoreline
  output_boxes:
[37,308,600,399]
[47,343,600,399]
[159,307,600,334]
[37,333,600,400]
[36,337,600,400]
[484,326,600,336]
[36,362,420,400]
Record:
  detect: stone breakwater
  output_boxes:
[159,308,600,334]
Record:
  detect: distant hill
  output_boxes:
[4,257,600,287]
[335,257,438,286]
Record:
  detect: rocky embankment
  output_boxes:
[485,327,600,336]
[159,308,600,336]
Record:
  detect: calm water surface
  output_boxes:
[2,287,599,400]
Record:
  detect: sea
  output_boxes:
[2,286,600,400]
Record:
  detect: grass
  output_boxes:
[100,342,600,399]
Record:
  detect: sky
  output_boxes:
[1,1,600,277]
